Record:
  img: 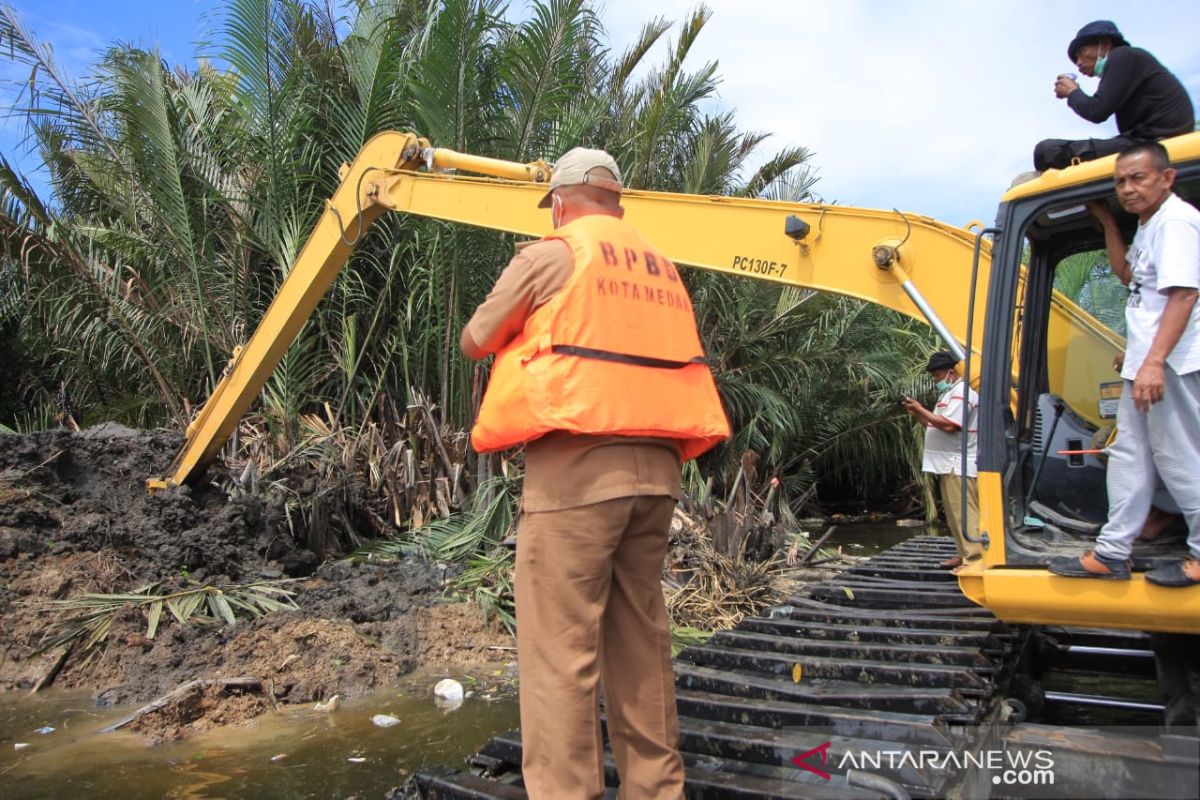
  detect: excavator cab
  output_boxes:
[961,133,1200,633]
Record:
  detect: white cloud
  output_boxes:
[596,0,1200,226]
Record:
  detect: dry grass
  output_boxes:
[664,506,788,632]
[226,395,472,556]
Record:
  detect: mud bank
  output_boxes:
[0,424,513,742]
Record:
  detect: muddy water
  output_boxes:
[824,519,943,556]
[0,668,520,799]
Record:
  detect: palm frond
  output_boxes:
[36,580,299,663]
[497,0,599,160]
[455,547,515,631]
[402,475,516,561]
[609,16,671,93]
[741,145,816,199]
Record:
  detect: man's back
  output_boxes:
[1068,46,1194,141]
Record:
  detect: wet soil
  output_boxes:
[124,681,275,744]
[0,424,514,743]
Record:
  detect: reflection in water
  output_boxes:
[0,667,520,799]
[169,763,234,800]
[823,519,942,556]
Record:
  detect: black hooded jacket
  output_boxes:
[1068,45,1194,140]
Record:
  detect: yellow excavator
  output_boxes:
[147,129,1200,635]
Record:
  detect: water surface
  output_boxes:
[0,667,519,799]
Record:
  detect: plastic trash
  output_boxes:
[434,678,465,711]
[767,605,795,620]
[269,753,288,762]
[433,678,464,702]
[35,726,55,735]
[371,714,401,728]
[14,742,29,751]
[313,694,341,713]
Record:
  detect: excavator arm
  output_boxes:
[143,131,539,490]
[148,131,1119,491]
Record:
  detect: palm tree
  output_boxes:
[0,0,929,540]
[1053,249,1127,335]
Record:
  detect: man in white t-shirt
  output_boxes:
[1050,142,1200,586]
[903,351,982,573]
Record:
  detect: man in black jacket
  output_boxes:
[1033,21,1194,172]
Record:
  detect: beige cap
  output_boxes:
[538,147,623,208]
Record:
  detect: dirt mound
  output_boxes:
[0,425,284,583]
[0,425,514,740]
[123,679,275,745]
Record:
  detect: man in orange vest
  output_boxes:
[461,147,729,799]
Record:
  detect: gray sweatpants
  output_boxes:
[1095,366,1200,562]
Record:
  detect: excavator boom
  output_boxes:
[148,130,1119,492]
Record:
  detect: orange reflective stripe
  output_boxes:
[471,215,730,460]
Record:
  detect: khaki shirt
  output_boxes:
[465,237,682,512]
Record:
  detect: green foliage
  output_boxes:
[1054,249,1128,335]
[456,548,516,632]
[0,0,930,520]
[692,276,936,507]
[404,476,517,561]
[670,625,713,657]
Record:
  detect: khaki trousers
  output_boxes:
[515,495,685,800]
[938,473,983,561]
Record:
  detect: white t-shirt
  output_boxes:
[922,379,978,477]
[1122,193,1200,380]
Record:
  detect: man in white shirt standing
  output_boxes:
[1051,141,1200,586]
[903,351,982,573]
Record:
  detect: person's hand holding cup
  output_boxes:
[1055,72,1079,99]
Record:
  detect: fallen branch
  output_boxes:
[29,643,74,694]
[799,525,837,566]
[100,676,261,733]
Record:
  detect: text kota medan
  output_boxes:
[594,241,689,310]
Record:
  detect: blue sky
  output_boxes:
[2,0,1198,227]
[0,0,222,182]
[7,1,220,65]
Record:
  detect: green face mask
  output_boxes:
[1095,48,1110,77]
[936,379,954,393]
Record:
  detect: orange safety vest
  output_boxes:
[471,214,730,461]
